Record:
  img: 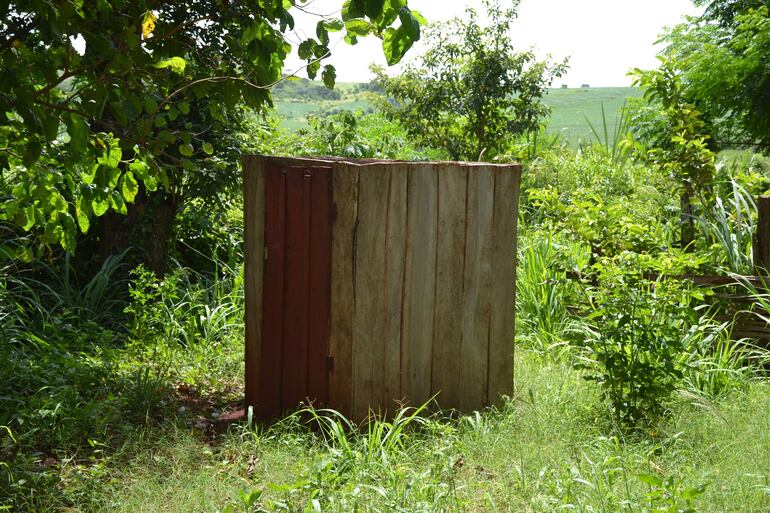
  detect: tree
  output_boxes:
[658,3,770,151]
[0,0,424,267]
[372,0,566,162]
[629,59,716,250]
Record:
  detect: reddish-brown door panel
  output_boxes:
[259,164,332,419]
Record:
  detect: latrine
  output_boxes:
[243,155,521,421]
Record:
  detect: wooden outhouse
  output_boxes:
[243,155,521,421]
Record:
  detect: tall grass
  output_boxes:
[697,178,756,275]
[583,101,632,168]
[516,234,578,355]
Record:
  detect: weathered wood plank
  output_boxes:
[459,166,495,411]
[353,166,391,419]
[431,164,469,410]
[383,165,408,411]
[328,164,359,418]
[308,167,332,407]
[281,168,312,411]
[258,163,287,419]
[754,195,770,274]
[243,156,265,412]
[488,165,520,405]
[400,164,438,406]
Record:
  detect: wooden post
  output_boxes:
[754,195,770,274]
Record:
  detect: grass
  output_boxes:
[19,350,770,512]
[274,85,642,146]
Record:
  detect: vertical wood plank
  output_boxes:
[459,166,496,411]
[281,168,312,411]
[308,167,332,406]
[258,162,287,420]
[328,164,359,418]
[488,165,521,404]
[754,195,770,274]
[400,164,438,406]
[353,166,391,420]
[384,165,408,410]
[431,165,468,410]
[243,156,265,412]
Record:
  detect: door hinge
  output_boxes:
[263,247,268,260]
[327,355,335,372]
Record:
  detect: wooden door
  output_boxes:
[257,162,332,420]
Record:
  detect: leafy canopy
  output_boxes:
[373,0,566,162]
[0,0,422,254]
[658,3,770,151]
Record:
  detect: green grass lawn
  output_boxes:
[274,85,642,147]
[17,345,770,512]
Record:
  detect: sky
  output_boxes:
[284,0,704,87]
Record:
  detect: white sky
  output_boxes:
[285,0,704,87]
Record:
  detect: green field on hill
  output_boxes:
[273,82,642,146]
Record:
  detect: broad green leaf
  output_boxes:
[307,61,321,80]
[202,142,214,155]
[382,26,414,66]
[342,0,365,20]
[178,101,190,115]
[179,143,194,157]
[298,40,316,60]
[345,19,374,37]
[144,174,158,192]
[322,65,337,89]
[316,21,330,46]
[364,0,386,19]
[66,114,89,153]
[92,194,109,216]
[76,195,91,233]
[154,57,187,74]
[107,166,121,188]
[121,171,138,202]
[110,191,127,215]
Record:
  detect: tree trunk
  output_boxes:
[99,187,178,277]
[145,194,178,277]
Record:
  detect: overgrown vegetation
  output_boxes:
[4,0,770,511]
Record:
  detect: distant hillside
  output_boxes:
[273,83,642,146]
[543,87,643,145]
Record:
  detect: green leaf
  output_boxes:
[179,143,194,157]
[365,0,386,19]
[107,166,121,188]
[298,40,316,60]
[382,25,415,66]
[316,21,330,46]
[144,174,158,192]
[92,194,110,216]
[323,20,344,32]
[398,7,421,40]
[66,114,89,153]
[202,142,214,155]
[322,65,337,89]
[76,195,91,233]
[307,61,321,80]
[154,57,187,74]
[178,101,190,115]
[345,19,374,37]
[342,0,365,20]
[110,191,127,215]
[121,171,138,202]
